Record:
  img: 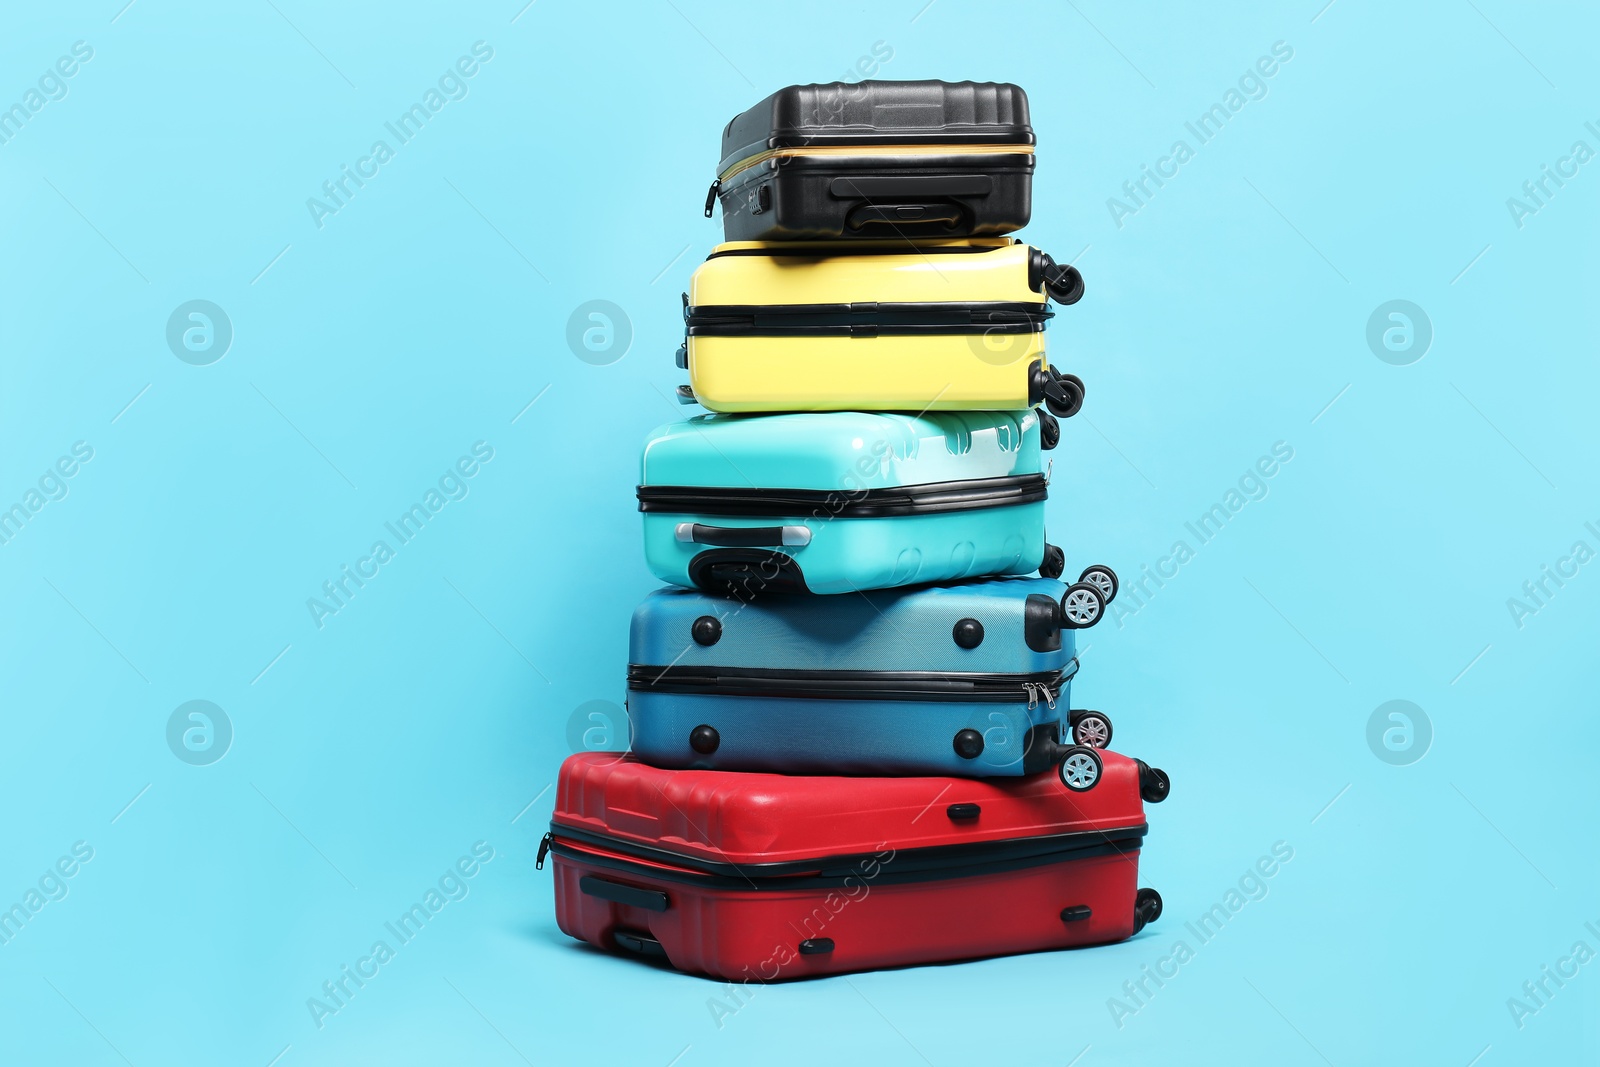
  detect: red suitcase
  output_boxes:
[542,751,1167,980]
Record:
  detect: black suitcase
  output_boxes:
[705,80,1035,242]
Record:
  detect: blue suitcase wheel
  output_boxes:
[952,729,985,760]
[689,725,721,754]
[1078,565,1118,604]
[1057,745,1102,791]
[1069,710,1112,749]
[1059,583,1105,629]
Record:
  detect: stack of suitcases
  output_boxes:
[542,80,1171,980]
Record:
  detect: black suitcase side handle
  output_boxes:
[848,202,965,230]
[580,876,669,913]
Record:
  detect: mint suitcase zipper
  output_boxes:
[638,409,1103,597]
[626,577,1119,779]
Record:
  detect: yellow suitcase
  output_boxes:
[681,238,1086,415]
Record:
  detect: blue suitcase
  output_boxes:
[638,409,1102,599]
[626,576,1117,783]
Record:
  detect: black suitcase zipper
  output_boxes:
[636,473,1047,519]
[719,132,1036,171]
[716,144,1036,196]
[684,299,1050,338]
[626,663,1077,703]
[547,820,1145,891]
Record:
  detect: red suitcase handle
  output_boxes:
[580,875,669,913]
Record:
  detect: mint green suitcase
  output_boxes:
[638,409,1102,598]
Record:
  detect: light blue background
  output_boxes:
[2,0,1596,1063]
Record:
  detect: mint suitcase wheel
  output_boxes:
[1037,408,1060,450]
[1078,565,1118,604]
[1057,745,1103,791]
[1039,543,1065,579]
[1069,710,1112,749]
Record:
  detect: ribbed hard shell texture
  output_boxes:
[553,751,1144,866]
[720,81,1032,164]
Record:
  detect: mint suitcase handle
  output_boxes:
[675,522,812,549]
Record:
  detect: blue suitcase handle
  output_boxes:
[675,522,812,549]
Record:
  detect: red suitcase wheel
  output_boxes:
[1133,887,1163,934]
[1135,760,1171,804]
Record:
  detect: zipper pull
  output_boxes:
[1041,683,1058,710]
[1023,682,1038,709]
[704,178,721,218]
[535,832,552,870]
